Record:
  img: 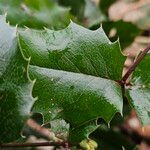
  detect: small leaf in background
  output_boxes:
[0,15,35,142]
[126,53,150,125]
[0,0,71,29]
[59,0,106,28]
[58,0,85,21]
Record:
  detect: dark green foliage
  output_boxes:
[0,0,149,148]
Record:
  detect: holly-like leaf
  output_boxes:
[29,66,123,125]
[17,22,125,142]
[0,15,35,142]
[127,53,150,125]
[18,22,125,81]
[0,0,70,29]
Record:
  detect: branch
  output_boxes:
[26,119,62,142]
[118,110,150,146]
[0,141,66,148]
[120,124,150,146]
[0,119,70,149]
[122,44,150,84]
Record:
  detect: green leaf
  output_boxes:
[69,121,99,144]
[29,66,123,124]
[0,0,70,29]
[18,22,125,142]
[29,65,123,142]
[19,23,125,122]
[0,15,35,142]
[18,22,125,119]
[127,54,150,125]
[18,22,125,81]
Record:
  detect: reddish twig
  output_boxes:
[122,44,150,84]
[0,142,66,148]
[0,119,70,149]
[26,119,58,141]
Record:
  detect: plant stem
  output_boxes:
[26,119,62,142]
[0,142,66,148]
[122,44,150,84]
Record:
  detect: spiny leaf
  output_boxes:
[29,65,123,143]
[19,22,125,80]
[127,53,150,125]
[17,22,125,142]
[0,15,35,142]
[29,66,123,125]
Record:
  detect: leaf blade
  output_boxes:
[19,22,125,80]
[127,54,150,125]
[0,15,35,142]
[29,65,123,126]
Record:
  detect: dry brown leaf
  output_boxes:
[109,0,150,29]
[123,36,150,76]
